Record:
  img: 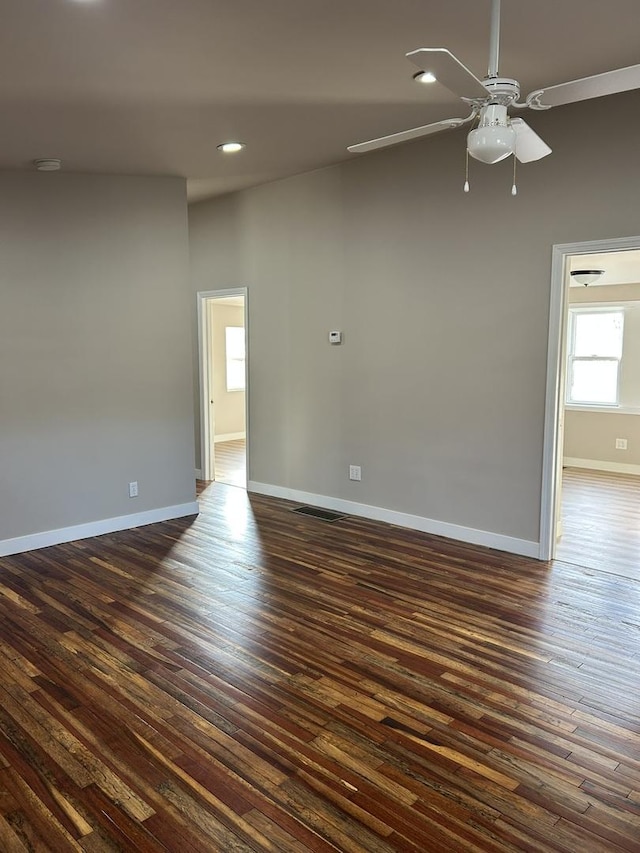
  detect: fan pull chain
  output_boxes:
[464,148,470,193]
[511,154,517,196]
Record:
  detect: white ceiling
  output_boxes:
[4,0,640,201]
[212,296,244,307]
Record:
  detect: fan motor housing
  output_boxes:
[481,76,521,105]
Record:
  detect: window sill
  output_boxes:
[565,405,640,415]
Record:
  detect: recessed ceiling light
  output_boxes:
[413,71,437,84]
[217,142,246,153]
[34,158,62,171]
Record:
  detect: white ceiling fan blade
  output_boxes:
[406,48,489,100]
[511,118,552,162]
[348,117,467,154]
[528,64,640,108]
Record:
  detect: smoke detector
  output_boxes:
[34,159,62,172]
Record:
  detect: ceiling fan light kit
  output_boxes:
[348,0,640,194]
[467,104,515,164]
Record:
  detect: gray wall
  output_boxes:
[188,91,640,545]
[0,172,195,543]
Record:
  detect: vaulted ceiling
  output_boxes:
[4,0,640,200]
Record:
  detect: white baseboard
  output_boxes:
[247,481,539,559]
[214,432,246,443]
[563,457,640,476]
[194,468,203,479]
[0,502,200,558]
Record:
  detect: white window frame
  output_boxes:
[565,306,624,408]
[225,326,246,392]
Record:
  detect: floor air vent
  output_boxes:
[292,505,346,522]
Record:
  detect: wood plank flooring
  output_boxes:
[0,481,639,851]
[557,467,640,580]
[214,439,246,487]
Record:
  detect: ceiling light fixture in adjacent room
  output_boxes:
[34,159,62,171]
[216,142,246,153]
[570,269,605,286]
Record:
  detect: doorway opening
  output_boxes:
[197,289,248,487]
[541,236,640,577]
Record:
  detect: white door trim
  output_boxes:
[539,234,640,560]
[197,288,249,483]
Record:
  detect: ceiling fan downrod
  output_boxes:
[488,0,501,78]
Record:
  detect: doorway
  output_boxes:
[197,289,248,487]
[541,236,640,572]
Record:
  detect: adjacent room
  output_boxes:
[1,1,639,850]
[198,292,248,487]
[557,252,640,579]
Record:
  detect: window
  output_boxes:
[225,326,246,391]
[566,309,624,406]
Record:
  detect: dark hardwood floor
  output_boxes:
[557,467,640,580]
[214,439,246,488]
[0,481,639,851]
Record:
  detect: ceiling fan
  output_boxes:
[348,0,640,184]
